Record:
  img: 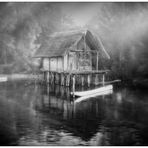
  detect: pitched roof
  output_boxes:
[34,29,110,59]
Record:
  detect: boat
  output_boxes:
[71,84,113,97]
[75,89,113,103]
[0,76,8,82]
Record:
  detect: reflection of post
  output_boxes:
[47,71,50,83]
[72,75,75,97]
[47,83,50,95]
[63,100,68,120]
[73,101,76,118]
[55,73,57,84]
[60,86,65,97]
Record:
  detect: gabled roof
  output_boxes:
[34,29,110,59]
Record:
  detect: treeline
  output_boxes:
[0,2,148,85]
[86,3,148,83]
[0,2,75,74]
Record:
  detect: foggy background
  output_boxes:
[0,2,148,83]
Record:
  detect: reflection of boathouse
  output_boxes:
[35,84,112,141]
[34,30,110,88]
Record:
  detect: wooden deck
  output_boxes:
[41,69,109,74]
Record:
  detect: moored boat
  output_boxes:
[75,89,113,103]
[71,84,113,97]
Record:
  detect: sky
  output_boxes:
[61,3,102,27]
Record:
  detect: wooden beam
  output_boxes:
[102,74,105,86]
[67,52,69,71]
[84,34,86,50]
[70,50,97,53]
[81,75,84,86]
[56,57,58,71]
[96,51,99,70]
[49,58,50,71]
[87,75,90,87]
[62,57,64,71]
[72,75,75,97]
[41,69,109,75]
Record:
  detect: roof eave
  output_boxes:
[33,55,63,58]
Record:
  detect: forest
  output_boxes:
[0,2,148,86]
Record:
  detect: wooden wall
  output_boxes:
[43,58,50,71]
[50,58,57,71]
[42,57,63,71]
[76,36,92,71]
[42,53,93,72]
[42,36,98,72]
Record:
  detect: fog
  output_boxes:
[0,2,148,82]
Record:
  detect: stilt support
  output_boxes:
[72,75,75,97]
[81,75,84,86]
[102,74,105,86]
[87,75,90,87]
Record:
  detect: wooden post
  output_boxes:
[61,73,64,86]
[43,71,46,82]
[66,74,70,87]
[51,72,53,84]
[49,58,50,71]
[55,73,59,84]
[72,75,75,97]
[68,74,70,87]
[67,52,69,71]
[95,74,98,86]
[60,73,62,85]
[66,74,68,86]
[87,74,90,87]
[81,75,84,86]
[96,51,99,71]
[53,72,55,84]
[55,73,57,84]
[41,57,43,69]
[102,74,105,86]
[48,72,50,83]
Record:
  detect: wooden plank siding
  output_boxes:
[42,31,101,72]
[57,57,63,71]
[42,51,94,72]
[43,58,50,71]
[64,54,68,71]
[50,58,57,71]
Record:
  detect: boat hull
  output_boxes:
[75,89,113,103]
[71,85,113,97]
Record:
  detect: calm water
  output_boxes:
[0,81,148,146]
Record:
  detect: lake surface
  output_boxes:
[0,81,148,146]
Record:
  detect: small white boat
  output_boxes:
[75,89,113,103]
[0,76,8,82]
[72,85,113,97]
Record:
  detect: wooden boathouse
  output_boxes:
[34,29,110,93]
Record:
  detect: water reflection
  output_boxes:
[0,82,148,145]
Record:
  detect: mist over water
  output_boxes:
[0,2,147,80]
